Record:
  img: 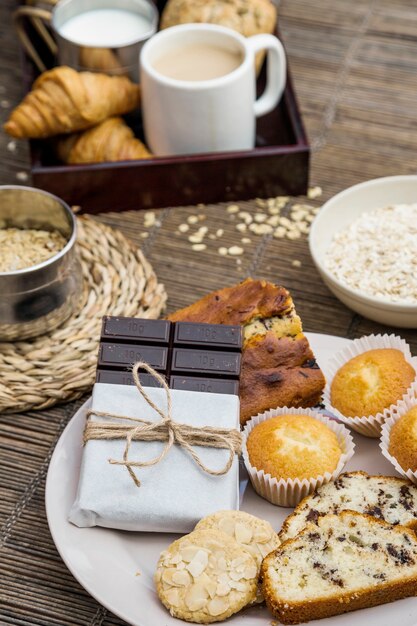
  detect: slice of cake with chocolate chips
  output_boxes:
[262,510,417,625]
[279,471,417,544]
[168,278,325,426]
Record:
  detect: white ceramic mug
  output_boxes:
[140,23,286,156]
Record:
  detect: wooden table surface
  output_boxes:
[1,0,417,624]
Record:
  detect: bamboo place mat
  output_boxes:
[1,0,417,625]
[0,216,166,414]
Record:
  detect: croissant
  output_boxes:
[56,117,152,164]
[4,66,140,139]
[79,47,125,75]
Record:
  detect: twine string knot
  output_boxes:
[84,362,242,487]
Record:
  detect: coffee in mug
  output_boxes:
[140,24,286,156]
[152,42,244,82]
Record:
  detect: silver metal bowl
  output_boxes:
[0,185,82,340]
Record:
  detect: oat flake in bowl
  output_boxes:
[325,203,417,304]
[0,228,67,272]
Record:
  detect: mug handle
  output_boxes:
[247,34,286,118]
[13,5,57,73]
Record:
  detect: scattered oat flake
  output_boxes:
[178,223,189,233]
[254,213,267,223]
[308,186,322,199]
[144,211,156,227]
[241,237,251,244]
[236,258,242,265]
[227,204,239,213]
[236,223,246,233]
[140,232,149,238]
[216,229,224,237]
[273,227,286,238]
[187,215,199,224]
[16,171,28,181]
[238,211,252,224]
[268,206,280,215]
[135,570,141,576]
[198,214,206,221]
[218,247,228,256]
[208,234,216,240]
[1,99,10,108]
[7,141,16,152]
[228,245,243,256]
[287,230,301,240]
[188,234,203,243]
[192,243,207,251]
[292,260,302,267]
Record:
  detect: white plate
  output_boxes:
[45,333,417,626]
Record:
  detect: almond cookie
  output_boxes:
[155,529,258,623]
[194,510,279,566]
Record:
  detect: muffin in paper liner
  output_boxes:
[323,333,417,438]
[380,395,417,485]
[242,407,355,508]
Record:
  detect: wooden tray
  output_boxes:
[22,5,309,214]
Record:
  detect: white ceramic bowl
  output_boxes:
[309,175,417,328]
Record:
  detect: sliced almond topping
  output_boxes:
[207,597,229,617]
[217,556,227,571]
[170,553,182,565]
[217,573,230,587]
[218,517,235,536]
[180,545,200,563]
[235,523,253,544]
[184,583,209,611]
[186,550,209,578]
[162,568,177,586]
[172,570,192,586]
[229,570,244,582]
[205,579,217,599]
[254,530,273,544]
[229,579,247,592]
[216,581,231,597]
[165,588,181,607]
[198,572,212,587]
[243,564,258,579]
[231,556,247,568]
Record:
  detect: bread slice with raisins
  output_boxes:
[279,471,417,544]
[262,510,417,625]
[168,278,325,426]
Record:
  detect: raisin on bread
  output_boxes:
[168,279,325,426]
[279,471,417,543]
[262,510,417,625]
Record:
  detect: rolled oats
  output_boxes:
[325,204,417,303]
[0,228,67,272]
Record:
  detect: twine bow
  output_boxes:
[84,362,242,487]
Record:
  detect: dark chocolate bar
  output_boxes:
[96,316,242,395]
[98,343,168,370]
[170,375,239,395]
[172,348,241,377]
[174,321,242,350]
[101,316,171,343]
[96,369,163,387]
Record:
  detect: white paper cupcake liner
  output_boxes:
[323,334,417,438]
[380,395,417,485]
[242,407,355,508]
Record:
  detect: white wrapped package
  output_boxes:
[69,382,240,532]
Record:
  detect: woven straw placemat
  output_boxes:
[0,216,167,414]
